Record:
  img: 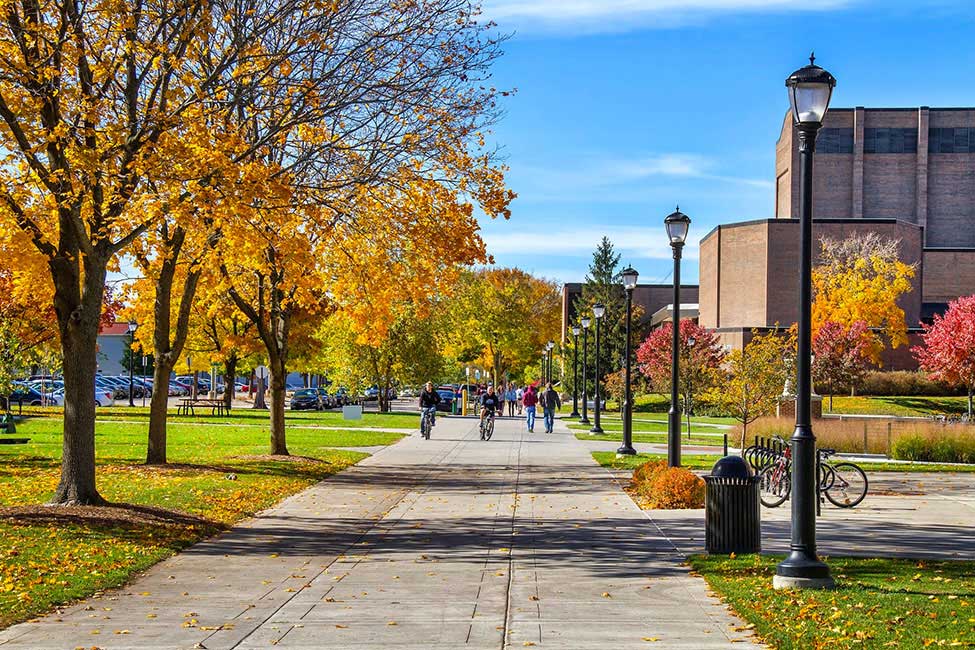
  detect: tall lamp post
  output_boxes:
[570,325,581,417]
[580,317,591,425]
[127,321,138,407]
[775,55,837,591]
[665,207,691,467]
[619,267,639,455]
[547,340,555,384]
[590,303,605,434]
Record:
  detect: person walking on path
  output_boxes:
[516,385,524,415]
[522,384,538,432]
[505,384,517,417]
[539,382,562,433]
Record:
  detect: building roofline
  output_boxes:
[563,283,699,290]
[829,107,975,112]
[923,247,975,253]
[700,217,923,245]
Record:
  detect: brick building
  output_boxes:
[561,282,699,342]
[701,106,975,368]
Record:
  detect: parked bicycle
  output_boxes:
[757,435,868,508]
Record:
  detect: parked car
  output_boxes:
[290,388,322,411]
[435,389,455,412]
[3,385,44,407]
[315,388,336,409]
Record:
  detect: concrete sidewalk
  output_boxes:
[0,415,760,649]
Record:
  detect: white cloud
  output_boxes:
[483,0,854,31]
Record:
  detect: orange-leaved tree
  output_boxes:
[812,233,915,365]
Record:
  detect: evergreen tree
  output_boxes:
[573,237,627,395]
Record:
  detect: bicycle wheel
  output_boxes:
[759,465,791,508]
[824,462,868,508]
[486,417,494,440]
[421,414,431,439]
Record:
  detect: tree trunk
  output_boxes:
[268,354,289,455]
[223,354,238,411]
[146,358,174,464]
[50,262,107,505]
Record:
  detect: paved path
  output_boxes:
[0,416,760,650]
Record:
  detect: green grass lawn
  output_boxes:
[576,432,724,446]
[0,414,400,628]
[592,451,721,471]
[8,405,423,429]
[826,396,971,417]
[689,554,975,649]
[591,451,975,474]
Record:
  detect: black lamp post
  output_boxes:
[127,321,138,407]
[619,267,639,455]
[774,54,836,591]
[547,340,555,384]
[590,303,605,434]
[570,325,581,417]
[580,316,591,425]
[665,207,691,467]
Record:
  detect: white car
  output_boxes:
[51,387,116,407]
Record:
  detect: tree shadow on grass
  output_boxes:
[0,502,227,546]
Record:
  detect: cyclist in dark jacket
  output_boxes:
[419,382,441,429]
[479,385,501,428]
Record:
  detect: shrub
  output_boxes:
[856,371,963,397]
[632,459,667,485]
[891,433,975,464]
[644,467,705,509]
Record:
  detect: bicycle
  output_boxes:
[479,411,495,440]
[420,406,436,440]
[757,436,868,509]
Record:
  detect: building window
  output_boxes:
[863,128,918,154]
[929,127,975,153]
[817,128,853,153]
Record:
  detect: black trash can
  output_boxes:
[704,455,761,554]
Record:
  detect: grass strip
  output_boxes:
[688,554,975,649]
[575,432,722,446]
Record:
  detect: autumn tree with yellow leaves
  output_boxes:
[812,233,916,365]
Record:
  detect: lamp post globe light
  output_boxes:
[570,325,581,417]
[590,303,606,435]
[127,321,138,407]
[580,316,591,425]
[665,207,690,467]
[774,54,837,592]
[618,267,639,455]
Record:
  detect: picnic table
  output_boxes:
[176,398,229,417]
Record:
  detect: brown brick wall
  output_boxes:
[699,230,719,329]
[862,154,918,219]
[922,250,975,303]
[927,154,975,247]
[717,222,769,327]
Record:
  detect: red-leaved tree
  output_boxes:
[914,296,975,418]
[812,320,872,411]
[637,320,725,418]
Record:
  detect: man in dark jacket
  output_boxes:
[539,382,562,433]
[419,382,441,432]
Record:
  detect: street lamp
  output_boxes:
[590,303,605,434]
[774,54,837,592]
[547,340,555,384]
[619,267,639,455]
[665,207,691,466]
[570,325,581,417]
[127,321,138,407]
[580,316,591,425]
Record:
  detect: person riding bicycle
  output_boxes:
[479,385,501,431]
[419,382,441,433]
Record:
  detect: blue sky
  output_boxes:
[475,0,975,285]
